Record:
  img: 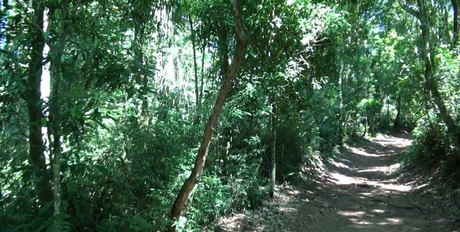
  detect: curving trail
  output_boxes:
[217,134,460,232]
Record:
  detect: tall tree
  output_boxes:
[168,0,249,230]
[26,0,53,205]
[47,0,70,229]
[398,0,460,162]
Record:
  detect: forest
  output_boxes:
[1,0,460,231]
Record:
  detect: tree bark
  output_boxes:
[338,57,344,145]
[189,15,200,124]
[200,40,206,117]
[269,93,276,198]
[452,0,459,46]
[393,93,401,130]
[168,1,249,231]
[48,0,69,229]
[27,0,53,205]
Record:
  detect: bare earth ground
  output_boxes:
[216,134,460,232]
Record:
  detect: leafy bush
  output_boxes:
[401,121,448,169]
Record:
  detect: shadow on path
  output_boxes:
[217,134,460,232]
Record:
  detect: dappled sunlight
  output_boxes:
[346,216,404,226]
[347,146,394,157]
[329,172,361,185]
[377,218,403,225]
[330,160,355,169]
[413,183,429,190]
[338,209,406,230]
[359,192,374,196]
[328,171,412,191]
[376,183,412,191]
[218,134,459,231]
[323,135,414,193]
[348,146,382,157]
[372,209,385,214]
[286,189,300,195]
[349,219,373,225]
[278,207,297,213]
[338,210,366,217]
[374,134,413,148]
[358,163,400,175]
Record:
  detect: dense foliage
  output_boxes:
[1,0,460,231]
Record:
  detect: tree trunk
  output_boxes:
[27,0,53,205]
[269,93,276,198]
[168,1,249,231]
[199,41,206,118]
[452,0,459,46]
[189,15,200,124]
[133,13,148,125]
[393,93,401,130]
[217,27,230,82]
[48,0,69,229]
[399,0,460,163]
[417,0,460,155]
[338,57,344,145]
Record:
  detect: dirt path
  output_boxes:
[217,134,460,232]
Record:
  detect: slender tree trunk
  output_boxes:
[168,1,249,231]
[452,0,459,46]
[220,128,232,177]
[173,54,181,108]
[200,41,206,114]
[443,3,451,43]
[189,15,200,124]
[48,0,69,229]
[27,0,53,205]
[386,102,390,125]
[393,93,401,130]
[269,93,276,198]
[338,57,344,145]
[133,18,148,125]
[363,115,367,137]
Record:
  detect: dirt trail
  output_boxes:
[217,134,460,232]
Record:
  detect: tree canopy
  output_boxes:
[1,0,460,231]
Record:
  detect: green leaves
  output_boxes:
[2,0,460,231]
[93,38,99,49]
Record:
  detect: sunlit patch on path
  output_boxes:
[217,134,459,232]
[309,134,457,232]
[327,171,412,192]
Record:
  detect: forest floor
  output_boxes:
[216,134,460,232]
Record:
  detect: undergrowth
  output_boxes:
[400,121,460,204]
[400,122,449,169]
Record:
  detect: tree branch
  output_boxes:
[397,0,421,19]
